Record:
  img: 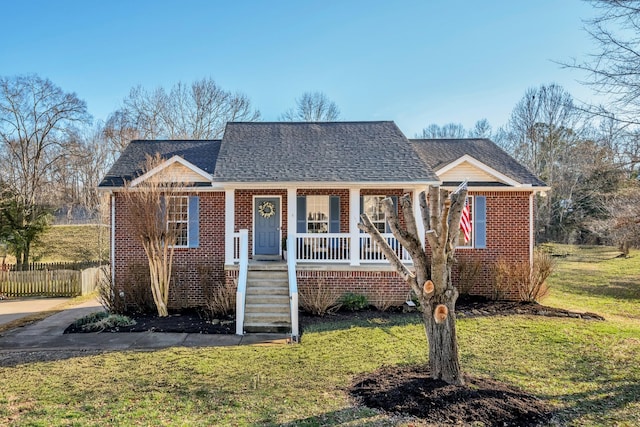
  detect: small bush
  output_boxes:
[299,279,342,316]
[202,281,236,319]
[340,292,369,311]
[197,265,235,319]
[72,312,136,332]
[492,250,554,302]
[72,311,109,328]
[372,296,396,312]
[454,258,482,295]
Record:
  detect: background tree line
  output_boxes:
[2,0,640,266]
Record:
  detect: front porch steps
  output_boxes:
[243,264,291,334]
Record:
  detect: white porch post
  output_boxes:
[413,188,426,248]
[287,188,297,245]
[224,189,235,265]
[349,188,360,266]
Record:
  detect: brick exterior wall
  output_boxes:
[452,191,532,300]
[115,188,533,309]
[296,269,411,307]
[113,191,226,308]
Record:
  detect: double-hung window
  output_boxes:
[456,195,487,249]
[457,196,473,248]
[306,195,330,233]
[363,195,388,233]
[167,196,189,247]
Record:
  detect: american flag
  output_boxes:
[460,198,471,244]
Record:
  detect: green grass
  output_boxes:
[28,224,109,263]
[1,245,639,426]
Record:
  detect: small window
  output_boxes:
[363,195,387,233]
[167,196,189,247]
[457,196,473,248]
[306,195,329,233]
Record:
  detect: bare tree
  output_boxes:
[469,119,493,138]
[418,123,467,139]
[565,0,640,126]
[0,74,91,267]
[588,183,640,254]
[501,84,583,241]
[104,77,260,151]
[122,154,185,317]
[280,91,341,121]
[358,185,468,385]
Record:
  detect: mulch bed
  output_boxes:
[64,295,603,335]
[351,364,552,427]
[63,310,235,334]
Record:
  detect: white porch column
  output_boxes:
[413,188,426,248]
[287,188,297,243]
[349,188,361,266]
[224,189,235,265]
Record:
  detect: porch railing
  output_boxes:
[295,233,351,263]
[287,234,299,341]
[359,233,412,263]
[232,231,411,264]
[233,232,240,263]
[295,233,412,264]
[235,229,249,336]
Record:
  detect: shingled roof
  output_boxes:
[99,124,546,189]
[410,138,547,187]
[213,121,437,183]
[98,140,221,187]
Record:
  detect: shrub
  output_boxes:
[113,263,156,314]
[197,265,235,319]
[299,279,342,316]
[340,292,369,311]
[492,250,554,302]
[454,258,482,295]
[72,311,136,332]
[372,295,396,312]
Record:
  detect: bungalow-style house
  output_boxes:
[99,121,547,337]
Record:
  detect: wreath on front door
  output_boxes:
[258,201,276,219]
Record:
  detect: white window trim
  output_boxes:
[168,196,189,248]
[456,195,474,249]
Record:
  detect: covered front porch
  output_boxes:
[223,187,424,266]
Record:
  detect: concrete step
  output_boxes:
[246,286,289,296]
[245,312,291,324]
[247,270,288,280]
[246,294,290,304]
[246,278,289,288]
[246,303,290,314]
[243,321,291,334]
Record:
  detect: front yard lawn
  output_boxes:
[1,245,639,426]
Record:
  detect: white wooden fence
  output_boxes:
[0,266,106,297]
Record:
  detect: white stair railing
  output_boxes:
[235,229,249,336]
[287,234,299,341]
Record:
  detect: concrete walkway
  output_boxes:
[0,298,290,351]
[0,297,73,326]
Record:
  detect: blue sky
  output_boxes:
[1,0,598,137]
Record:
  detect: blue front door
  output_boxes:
[255,197,280,255]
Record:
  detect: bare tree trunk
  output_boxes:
[359,184,468,386]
